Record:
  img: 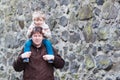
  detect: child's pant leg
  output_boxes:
[42,39,54,55]
[24,39,32,52]
[23,39,32,62]
[42,39,54,63]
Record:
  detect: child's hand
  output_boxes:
[42,29,45,34]
[43,55,54,61]
[42,28,49,34]
[21,52,31,59]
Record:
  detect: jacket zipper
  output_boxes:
[37,48,38,52]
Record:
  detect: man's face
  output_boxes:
[33,17,44,27]
[32,32,43,46]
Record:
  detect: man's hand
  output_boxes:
[43,55,54,61]
[21,52,31,59]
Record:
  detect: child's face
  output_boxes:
[33,17,44,27]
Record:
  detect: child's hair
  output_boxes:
[30,27,43,38]
[32,10,46,20]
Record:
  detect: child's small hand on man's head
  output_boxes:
[42,29,45,34]
[42,28,49,33]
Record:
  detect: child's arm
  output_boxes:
[42,23,52,38]
[27,22,35,38]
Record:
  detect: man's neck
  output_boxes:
[33,43,41,48]
[36,45,41,48]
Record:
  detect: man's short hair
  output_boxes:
[30,27,43,38]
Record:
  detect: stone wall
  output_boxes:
[0,0,120,80]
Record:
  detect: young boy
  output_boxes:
[23,10,54,63]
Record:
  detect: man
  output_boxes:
[13,27,65,80]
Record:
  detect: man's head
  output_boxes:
[30,27,43,47]
[32,11,45,27]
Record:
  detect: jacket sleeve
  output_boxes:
[13,50,26,72]
[42,23,52,38]
[53,49,65,69]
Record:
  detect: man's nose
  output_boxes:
[36,36,40,39]
[36,36,39,38]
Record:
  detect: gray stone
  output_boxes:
[97,27,109,41]
[102,1,119,19]
[109,6,119,19]
[59,16,68,27]
[47,17,57,30]
[105,77,112,80]
[93,68,99,74]
[39,1,46,9]
[61,30,69,42]
[66,53,76,61]
[115,24,120,36]
[66,78,73,80]
[16,2,23,15]
[95,55,113,70]
[94,7,101,16]
[69,44,73,51]
[69,12,77,24]
[0,65,5,71]
[54,76,60,80]
[0,23,4,34]
[51,35,59,45]
[76,55,84,62]
[111,40,120,50]
[62,61,69,72]
[87,74,98,80]
[113,52,120,58]
[70,61,80,73]
[17,15,25,29]
[102,44,114,53]
[11,23,19,32]
[91,46,97,56]
[59,0,70,6]
[92,20,100,28]
[71,0,80,11]
[78,5,93,20]
[0,11,4,20]
[30,1,41,11]
[84,54,95,70]
[116,76,120,80]
[5,34,17,48]
[48,0,57,9]
[118,1,120,4]
[96,0,105,5]
[69,32,80,43]
[83,23,95,43]
[63,46,68,54]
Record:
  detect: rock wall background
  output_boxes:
[0,0,120,80]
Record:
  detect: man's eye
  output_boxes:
[34,35,37,37]
[38,35,41,37]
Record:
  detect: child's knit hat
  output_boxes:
[32,11,45,20]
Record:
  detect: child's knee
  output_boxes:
[25,39,32,46]
[43,39,51,44]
